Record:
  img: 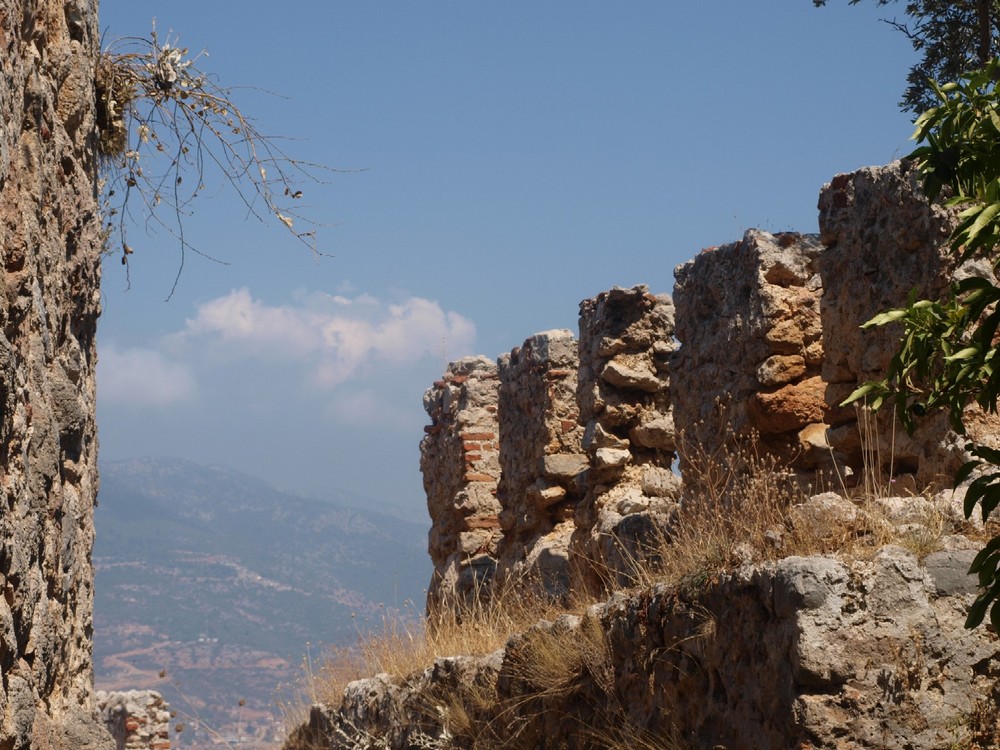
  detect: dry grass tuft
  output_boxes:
[303,584,584,712]
[504,613,612,700]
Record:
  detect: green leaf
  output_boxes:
[967,202,1000,242]
[945,346,980,362]
[840,382,881,406]
[864,309,908,327]
[974,446,1000,465]
[955,460,980,488]
[970,537,1000,573]
[967,589,996,629]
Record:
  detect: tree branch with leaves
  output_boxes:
[813,0,1000,113]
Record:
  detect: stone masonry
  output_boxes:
[672,229,828,470]
[572,286,678,589]
[420,160,1000,607]
[96,691,171,750]
[495,330,582,597]
[291,545,1000,750]
[0,1,112,748]
[421,357,502,611]
[817,160,994,486]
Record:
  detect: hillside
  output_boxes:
[93,457,429,747]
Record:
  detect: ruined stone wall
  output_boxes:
[418,161,1000,606]
[0,1,112,747]
[495,330,582,597]
[421,357,502,610]
[291,544,1000,750]
[816,161,984,485]
[572,285,678,588]
[672,230,828,470]
[96,691,171,750]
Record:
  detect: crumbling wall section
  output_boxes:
[495,330,583,597]
[96,691,171,750]
[291,545,998,750]
[571,286,678,589]
[421,357,502,610]
[0,1,112,747]
[816,161,1000,486]
[672,230,828,471]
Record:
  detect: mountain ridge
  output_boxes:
[93,456,429,748]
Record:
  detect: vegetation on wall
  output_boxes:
[849,60,1000,628]
[95,22,328,295]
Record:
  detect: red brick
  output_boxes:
[463,442,481,452]
[464,472,495,482]
[560,420,577,433]
[461,432,495,441]
[463,515,501,530]
[545,369,573,379]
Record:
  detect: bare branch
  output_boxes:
[96,21,346,299]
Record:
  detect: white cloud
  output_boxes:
[98,344,196,407]
[181,288,476,388]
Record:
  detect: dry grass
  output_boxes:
[289,407,1000,748]
[301,585,586,713]
[504,613,612,700]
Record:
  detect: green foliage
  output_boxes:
[813,0,1000,113]
[855,59,1000,629]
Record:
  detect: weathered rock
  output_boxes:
[817,161,1000,485]
[0,2,112,747]
[421,357,502,610]
[96,691,171,750]
[572,286,677,591]
[291,547,999,750]
[748,375,828,434]
[495,330,582,596]
[672,230,825,471]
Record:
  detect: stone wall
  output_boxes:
[96,691,170,750]
[418,161,1000,607]
[816,161,986,485]
[495,330,582,597]
[0,1,111,747]
[421,357,502,610]
[572,286,678,588]
[289,545,1000,750]
[673,230,827,469]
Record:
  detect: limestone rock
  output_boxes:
[494,330,583,596]
[672,230,825,466]
[421,358,502,609]
[291,546,1000,750]
[573,286,676,591]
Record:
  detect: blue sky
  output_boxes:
[95,1,917,512]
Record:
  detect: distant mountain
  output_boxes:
[92,457,430,748]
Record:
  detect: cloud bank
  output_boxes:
[181,288,476,387]
[98,289,477,409]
